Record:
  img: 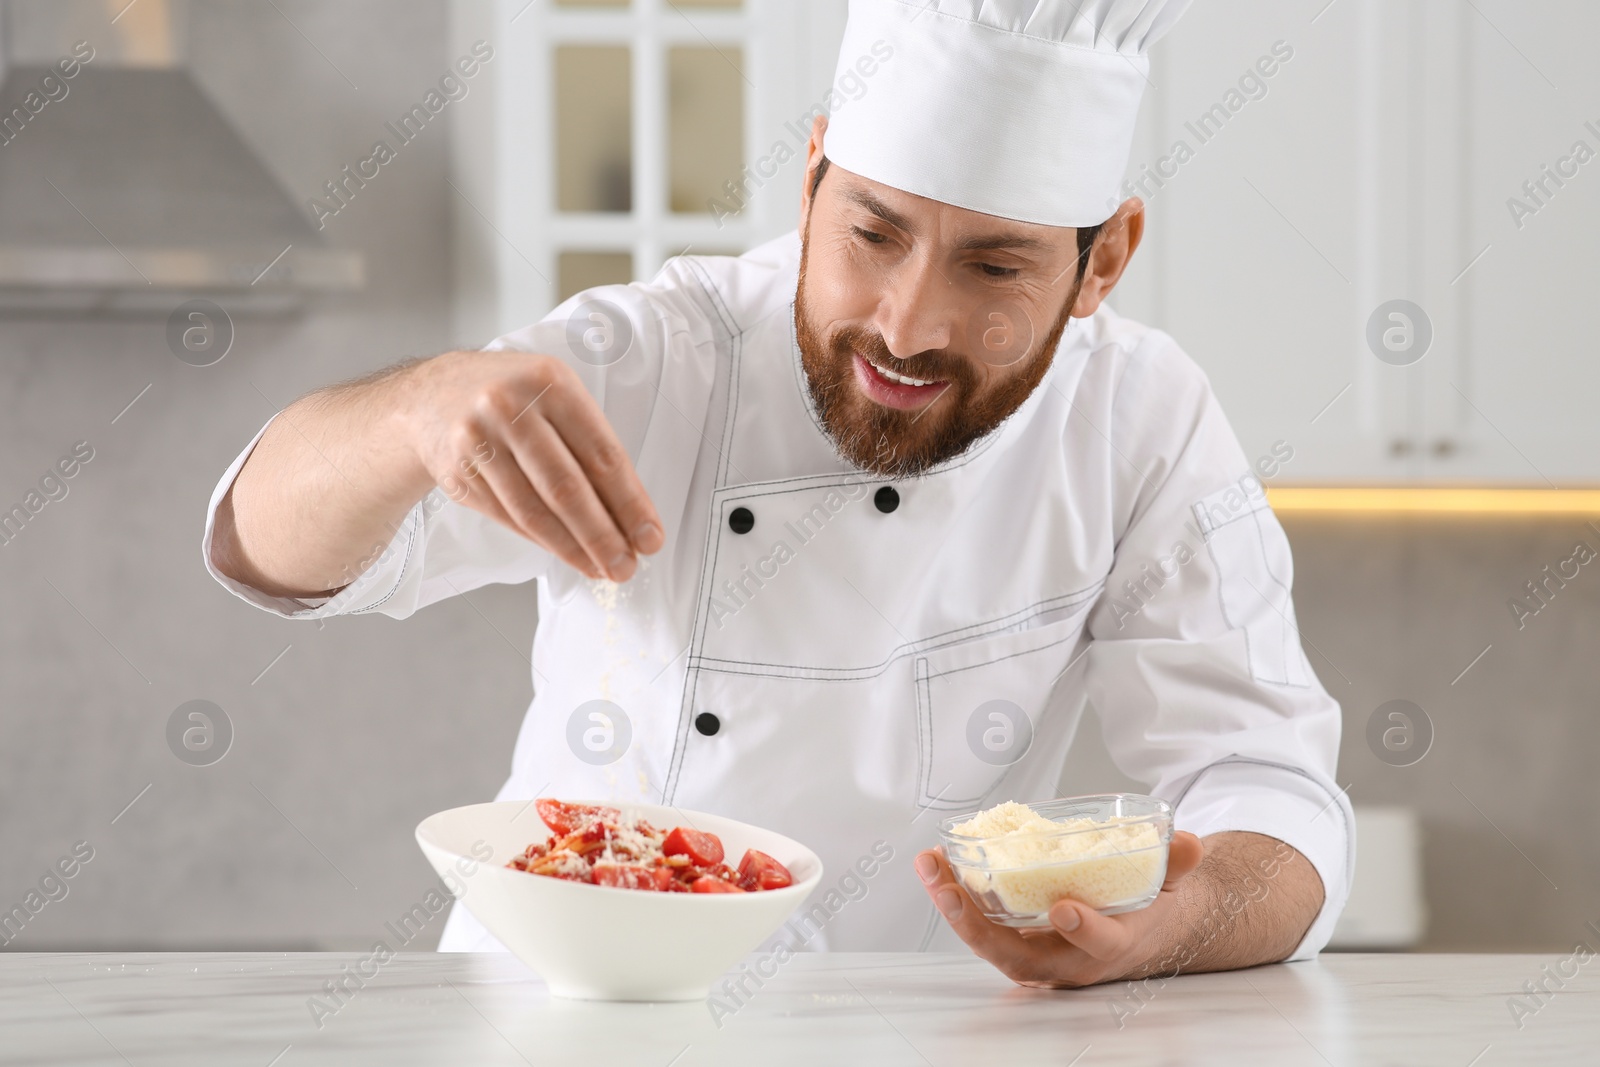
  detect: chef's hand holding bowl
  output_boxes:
[917,795,1204,989]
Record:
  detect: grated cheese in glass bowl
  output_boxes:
[937,794,1173,927]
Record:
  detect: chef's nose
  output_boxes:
[875,255,955,359]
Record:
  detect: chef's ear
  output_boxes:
[1071,197,1146,318]
[799,115,830,226]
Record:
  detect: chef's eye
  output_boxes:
[851,226,888,245]
[979,263,1019,278]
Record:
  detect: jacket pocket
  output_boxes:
[913,615,1085,812]
[1191,484,1309,688]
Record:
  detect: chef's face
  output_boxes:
[795,157,1103,478]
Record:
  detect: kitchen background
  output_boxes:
[1,0,1594,955]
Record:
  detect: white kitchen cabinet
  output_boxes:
[1453,0,1600,485]
[448,0,847,344]
[1116,0,1598,485]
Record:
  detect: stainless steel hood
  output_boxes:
[0,3,362,314]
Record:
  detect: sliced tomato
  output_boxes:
[535,799,620,836]
[736,849,794,891]
[689,875,745,893]
[680,863,733,884]
[593,863,674,891]
[662,827,725,867]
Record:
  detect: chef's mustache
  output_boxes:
[829,324,973,387]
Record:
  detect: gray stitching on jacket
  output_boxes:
[690,583,1103,679]
[349,505,420,615]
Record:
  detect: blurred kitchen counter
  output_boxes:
[2,950,1592,1065]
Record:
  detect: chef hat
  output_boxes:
[824,0,1193,228]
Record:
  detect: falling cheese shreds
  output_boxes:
[950,801,1165,916]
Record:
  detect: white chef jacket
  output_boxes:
[204,230,1353,961]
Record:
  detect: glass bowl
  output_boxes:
[937,794,1174,928]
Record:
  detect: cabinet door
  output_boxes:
[1119,0,1383,482]
[1448,0,1600,485]
[450,0,840,341]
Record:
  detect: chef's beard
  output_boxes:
[794,232,1082,479]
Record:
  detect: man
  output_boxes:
[206,0,1352,988]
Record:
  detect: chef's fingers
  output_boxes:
[467,435,602,579]
[915,849,1090,981]
[1044,835,1201,963]
[1161,832,1204,892]
[540,377,664,556]
[502,416,639,581]
[1044,899,1139,964]
[915,850,1026,955]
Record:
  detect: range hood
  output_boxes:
[0,2,362,314]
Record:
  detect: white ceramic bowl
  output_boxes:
[415,800,823,1001]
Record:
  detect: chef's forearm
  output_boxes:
[1130,832,1324,980]
[212,362,437,599]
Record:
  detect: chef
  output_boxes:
[205,0,1352,988]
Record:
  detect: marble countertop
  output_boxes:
[2,951,1594,1066]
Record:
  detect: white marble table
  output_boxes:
[2,951,1594,1066]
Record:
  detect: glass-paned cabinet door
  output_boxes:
[454,0,843,337]
[555,45,632,213]
[558,251,634,303]
[668,45,746,215]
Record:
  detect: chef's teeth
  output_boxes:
[872,361,934,387]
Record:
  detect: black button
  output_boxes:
[728,507,754,534]
[694,712,721,736]
[874,486,900,514]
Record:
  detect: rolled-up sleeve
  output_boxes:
[200,415,548,623]
[1082,330,1353,962]
[202,277,715,622]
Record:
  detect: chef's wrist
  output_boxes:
[1121,868,1228,982]
[383,355,466,497]
[1124,832,1322,981]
